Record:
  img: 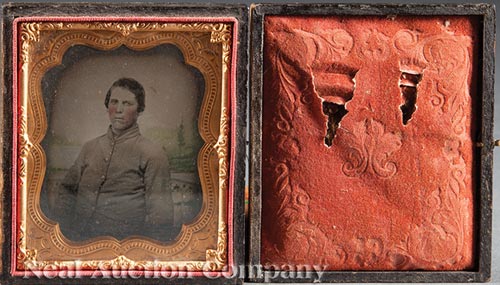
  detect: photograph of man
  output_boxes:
[58,77,175,241]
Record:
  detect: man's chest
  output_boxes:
[79,140,146,191]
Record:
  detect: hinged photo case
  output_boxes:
[1,2,496,284]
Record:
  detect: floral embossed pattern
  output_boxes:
[261,16,478,270]
[341,119,402,178]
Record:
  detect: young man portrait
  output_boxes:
[57,77,175,241]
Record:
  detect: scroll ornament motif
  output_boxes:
[273,51,302,156]
[385,30,472,268]
[424,37,470,135]
[80,255,144,270]
[337,30,470,269]
[18,223,227,271]
[352,238,385,267]
[268,29,355,261]
[17,222,39,270]
[393,29,471,124]
[90,22,150,36]
[20,23,71,65]
[21,254,188,272]
[386,114,469,268]
[387,141,469,269]
[291,28,354,64]
[272,163,347,264]
[215,107,230,192]
[21,22,233,71]
[205,222,228,271]
[409,152,468,265]
[358,29,391,61]
[272,27,354,117]
[341,119,402,178]
[209,24,232,71]
[18,107,32,186]
[271,162,390,267]
[182,222,227,271]
[270,49,331,260]
[19,252,225,272]
[181,23,232,70]
[20,23,40,65]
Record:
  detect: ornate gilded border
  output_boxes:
[14,19,232,272]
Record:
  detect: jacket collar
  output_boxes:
[106,124,140,143]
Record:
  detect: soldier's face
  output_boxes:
[108,87,140,134]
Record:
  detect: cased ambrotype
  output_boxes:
[16,19,228,272]
[1,3,247,283]
[249,4,494,283]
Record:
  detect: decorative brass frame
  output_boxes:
[14,20,232,272]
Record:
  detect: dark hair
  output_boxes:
[105,78,145,113]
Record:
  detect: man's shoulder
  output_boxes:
[81,134,108,150]
[136,135,166,156]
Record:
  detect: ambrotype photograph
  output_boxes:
[13,19,235,273]
[40,45,204,242]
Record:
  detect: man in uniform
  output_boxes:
[59,77,174,241]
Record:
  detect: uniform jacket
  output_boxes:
[60,124,174,241]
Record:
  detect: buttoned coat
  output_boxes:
[60,124,174,241]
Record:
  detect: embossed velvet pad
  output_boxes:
[261,16,479,270]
